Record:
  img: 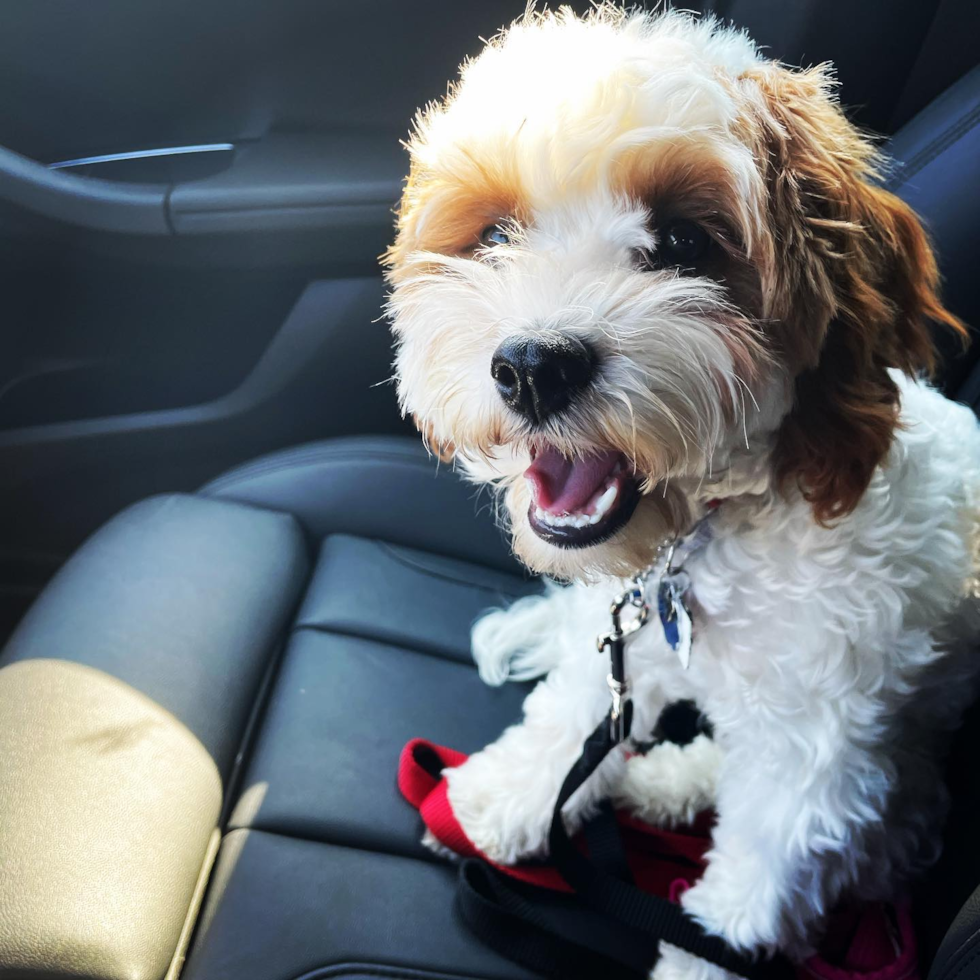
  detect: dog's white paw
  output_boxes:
[445,752,554,864]
[471,588,566,686]
[680,852,782,953]
[615,734,720,827]
[649,943,738,980]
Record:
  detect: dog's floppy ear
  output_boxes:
[748,62,966,523]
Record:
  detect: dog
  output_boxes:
[384,5,980,975]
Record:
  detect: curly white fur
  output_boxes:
[467,377,980,970]
[385,7,980,977]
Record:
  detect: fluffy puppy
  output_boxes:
[385,5,980,975]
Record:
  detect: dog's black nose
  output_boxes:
[491,334,596,424]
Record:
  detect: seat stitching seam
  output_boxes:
[204,459,431,494]
[935,926,980,980]
[203,450,434,493]
[292,622,478,667]
[292,963,497,980]
[376,541,533,596]
[889,102,980,185]
[945,941,980,980]
[887,102,980,190]
[225,822,446,865]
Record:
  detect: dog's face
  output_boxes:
[385,7,960,580]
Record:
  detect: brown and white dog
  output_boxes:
[385,6,980,976]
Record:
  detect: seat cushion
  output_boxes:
[0,492,309,980]
[886,64,980,398]
[202,435,525,575]
[295,534,539,664]
[226,630,528,856]
[183,830,537,980]
[1,491,309,781]
[178,437,542,979]
[0,435,543,980]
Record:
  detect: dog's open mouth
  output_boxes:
[524,446,641,548]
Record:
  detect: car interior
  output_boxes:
[0,1,979,978]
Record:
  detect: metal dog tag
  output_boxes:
[657,570,693,669]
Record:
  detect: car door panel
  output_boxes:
[0,0,975,638]
[0,0,535,634]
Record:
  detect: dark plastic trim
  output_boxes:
[167,133,403,235]
[0,143,170,234]
[0,133,404,237]
[0,277,380,449]
[49,143,236,171]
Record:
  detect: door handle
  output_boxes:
[0,133,404,236]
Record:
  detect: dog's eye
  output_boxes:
[480,224,511,247]
[658,220,710,267]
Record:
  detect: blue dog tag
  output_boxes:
[658,571,694,669]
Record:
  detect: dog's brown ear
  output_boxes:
[748,62,967,523]
[412,413,456,463]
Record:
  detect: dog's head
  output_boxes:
[384,5,963,580]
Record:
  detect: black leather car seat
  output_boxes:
[1,67,979,980]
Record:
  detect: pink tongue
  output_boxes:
[525,447,621,515]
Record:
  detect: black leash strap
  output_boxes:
[547,714,795,980]
[456,709,796,980]
[456,543,793,979]
[458,859,651,979]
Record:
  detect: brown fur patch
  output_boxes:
[385,148,527,275]
[614,143,759,260]
[747,62,967,523]
[614,143,765,315]
[614,144,770,413]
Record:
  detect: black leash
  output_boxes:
[456,706,796,980]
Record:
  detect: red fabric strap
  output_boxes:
[397,738,918,980]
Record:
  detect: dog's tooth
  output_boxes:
[536,499,620,531]
[593,483,618,519]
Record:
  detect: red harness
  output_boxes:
[399,738,711,896]
[398,737,919,980]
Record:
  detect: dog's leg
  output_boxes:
[441,653,623,863]
[679,722,889,958]
[649,944,737,980]
[472,581,605,685]
[623,739,727,980]
[614,733,721,828]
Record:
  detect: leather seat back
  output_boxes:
[884,62,980,980]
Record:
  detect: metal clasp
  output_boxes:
[595,581,650,655]
[596,576,652,743]
[607,674,630,743]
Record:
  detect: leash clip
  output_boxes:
[596,580,650,743]
[595,581,650,654]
